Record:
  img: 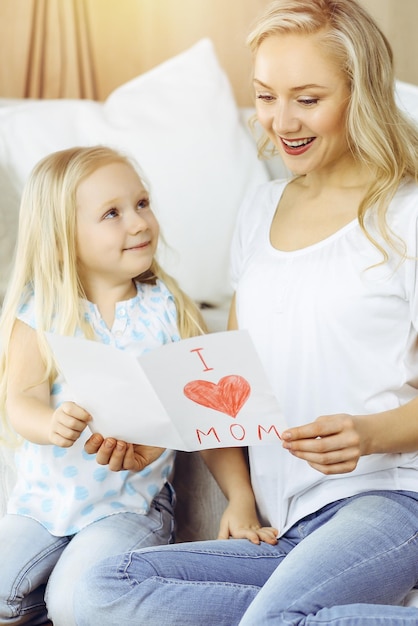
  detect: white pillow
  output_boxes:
[0,38,269,305]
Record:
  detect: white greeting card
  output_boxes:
[46,330,285,451]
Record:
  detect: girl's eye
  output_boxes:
[298,98,319,106]
[137,197,150,210]
[103,208,119,220]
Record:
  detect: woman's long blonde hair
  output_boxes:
[0,146,206,442]
[248,0,418,258]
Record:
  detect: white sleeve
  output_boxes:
[386,182,418,330]
[229,180,284,291]
[406,215,418,330]
[229,187,258,291]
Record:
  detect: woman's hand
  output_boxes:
[218,500,278,545]
[84,433,165,472]
[282,413,364,475]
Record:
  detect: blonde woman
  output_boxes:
[74,1,418,624]
[0,145,205,626]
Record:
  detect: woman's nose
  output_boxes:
[272,102,300,135]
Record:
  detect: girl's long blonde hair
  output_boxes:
[0,146,207,442]
[248,0,418,258]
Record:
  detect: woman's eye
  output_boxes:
[256,93,275,103]
[298,98,319,106]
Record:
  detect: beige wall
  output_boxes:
[84,0,271,106]
[360,0,418,87]
[0,0,416,106]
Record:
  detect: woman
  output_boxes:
[74,1,418,624]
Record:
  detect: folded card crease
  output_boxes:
[46,330,285,451]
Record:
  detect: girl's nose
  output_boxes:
[129,211,149,233]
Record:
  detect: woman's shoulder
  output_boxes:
[237,178,289,225]
[394,177,418,200]
[378,179,418,258]
[251,177,289,203]
[388,178,418,225]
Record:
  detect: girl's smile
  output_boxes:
[123,240,152,251]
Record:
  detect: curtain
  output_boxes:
[24,0,97,99]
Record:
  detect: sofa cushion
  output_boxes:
[0,38,269,306]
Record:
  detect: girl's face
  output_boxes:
[253,32,351,177]
[75,161,159,290]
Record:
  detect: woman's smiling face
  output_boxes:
[253,31,351,177]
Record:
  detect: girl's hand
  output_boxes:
[218,501,278,545]
[49,401,91,447]
[84,433,165,472]
[282,413,363,474]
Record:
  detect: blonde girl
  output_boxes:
[0,145,205,626]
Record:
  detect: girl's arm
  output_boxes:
[6,319,91,446]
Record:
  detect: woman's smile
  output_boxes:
[280,136,316,155]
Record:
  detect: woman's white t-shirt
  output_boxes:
[230,178,418,535]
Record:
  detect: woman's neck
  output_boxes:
[299,157,371,194]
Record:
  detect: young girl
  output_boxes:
[74,1,418,625]
[0,145,206,626]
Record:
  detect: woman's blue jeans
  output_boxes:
[74,491,418,625]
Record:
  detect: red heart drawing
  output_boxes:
[183,375,251,418]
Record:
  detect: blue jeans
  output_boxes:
[74,491,418,625]
[0,483,175,626]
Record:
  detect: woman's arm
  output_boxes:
[199,445,277,545]
[198,294,277,544]
[6,319,91,446]
[84,434,165,472]
[282,403,418,475]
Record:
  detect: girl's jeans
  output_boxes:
[74,491,418,625]
[0,483,175,626]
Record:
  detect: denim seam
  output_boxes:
[132,577,262,591]
[8,535,67,616]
